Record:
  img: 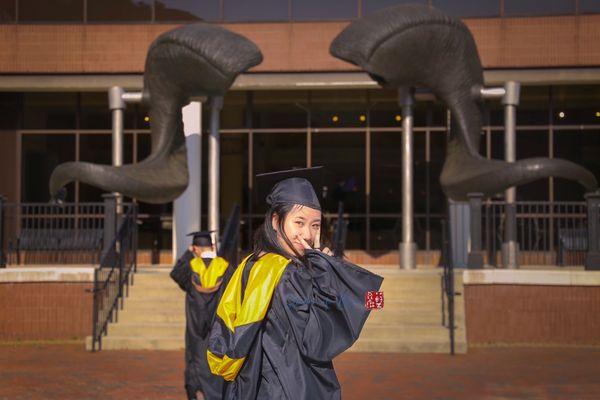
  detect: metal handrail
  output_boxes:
[90,204,138,352]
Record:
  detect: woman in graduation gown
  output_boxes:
[170,232,233,400]
[207,171,383,399]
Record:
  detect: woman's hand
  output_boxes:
[297,228,333,256]
[191,277,222,294]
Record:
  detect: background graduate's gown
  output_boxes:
[171,250,234,400]
[208,250,384,400]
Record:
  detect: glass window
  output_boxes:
[78,133,134,201]
[292,0,357,21]
[221,132,249,245]
[0,0,16,22]
[253,91,309,129]
[552,85,600,125]
[431,0,499,18]
[490,130,504,160]
[87,0,152,22]
[517,86,550,125]
[19,0,83,22]
[80,92,110,130]
[312,132,366,214]
[137,132,152,161]
[362,0,427,16]
[253,133,306,183]
[504,0,575,17]
[132,103,150,130]
[554,130,600,201]
[0,93,21,129]
[580,0,600,13]
[429,131,447,213]
[155,0,220,21]
[371,131,402,214]
[344,217,366,249]
[21,134,76,202]
[369,217,398,251]
[223,0,288,22]
[368,89,429,127]
[222,91,248,130]
[23,93,77,129]
[310,90,368,128]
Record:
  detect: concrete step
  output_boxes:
[366,310,464,325]
[107,320,464,342]
[108,322,185,337]
[87,335,466,353]
[359,323,465,341]
[86,335,184,351]
[118,310,186,324]
[348,338,467,353]
[123,297,184,311]
[126,287,185,300]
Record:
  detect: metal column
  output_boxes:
[501,81,520,269]
[173,101,203,259]
[585,192,600,270]
[208,96,223,247]
[399,87,417,269]
[108,87,125,171]
[108,86,144,212]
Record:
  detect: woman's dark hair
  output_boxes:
[252,203,328,263]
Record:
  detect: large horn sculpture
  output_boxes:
[49,23,262,203]
[330,5,597,200]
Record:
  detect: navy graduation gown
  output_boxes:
[171,250,233,399]
[210,250,383,399]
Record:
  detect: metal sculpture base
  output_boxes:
[467,251,484,269]
[399,242,417,269]
[585,252,600,271]
[501,241,519,269]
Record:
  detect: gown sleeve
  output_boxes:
[170,250,195,292]
[282,250,383,362]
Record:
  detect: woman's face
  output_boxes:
[272,205,322,256]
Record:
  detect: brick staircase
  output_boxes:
[86,267,466,353]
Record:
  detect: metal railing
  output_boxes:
[0,198,106,266]
[90,202,138,351]
[467,194,600,268]
[440,216,458,355]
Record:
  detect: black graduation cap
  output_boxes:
[187,230,215,247]
[255,166,324,211]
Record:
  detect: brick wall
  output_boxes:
[0,15,599,74]
[464,284,600,345]
[0,282,93,341]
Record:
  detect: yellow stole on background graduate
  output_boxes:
[207,253,289,381]
[190,256,229,287]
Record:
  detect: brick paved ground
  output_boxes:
[1,343,599,399]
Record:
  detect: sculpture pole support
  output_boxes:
[173,101,202,260]
[102,193,118,256]
[208,96,223,248]
[399,87,417,269]
[467,192,484,269]
[108,86,144,214]
[501,81,520,269]
[585,192,600,270]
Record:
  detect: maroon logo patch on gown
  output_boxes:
[365,291,384,309]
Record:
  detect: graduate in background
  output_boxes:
[207,168,384,399]
[170,231,232,400]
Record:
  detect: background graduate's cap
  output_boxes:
[255,166,323,211]
[186,230,215,247]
